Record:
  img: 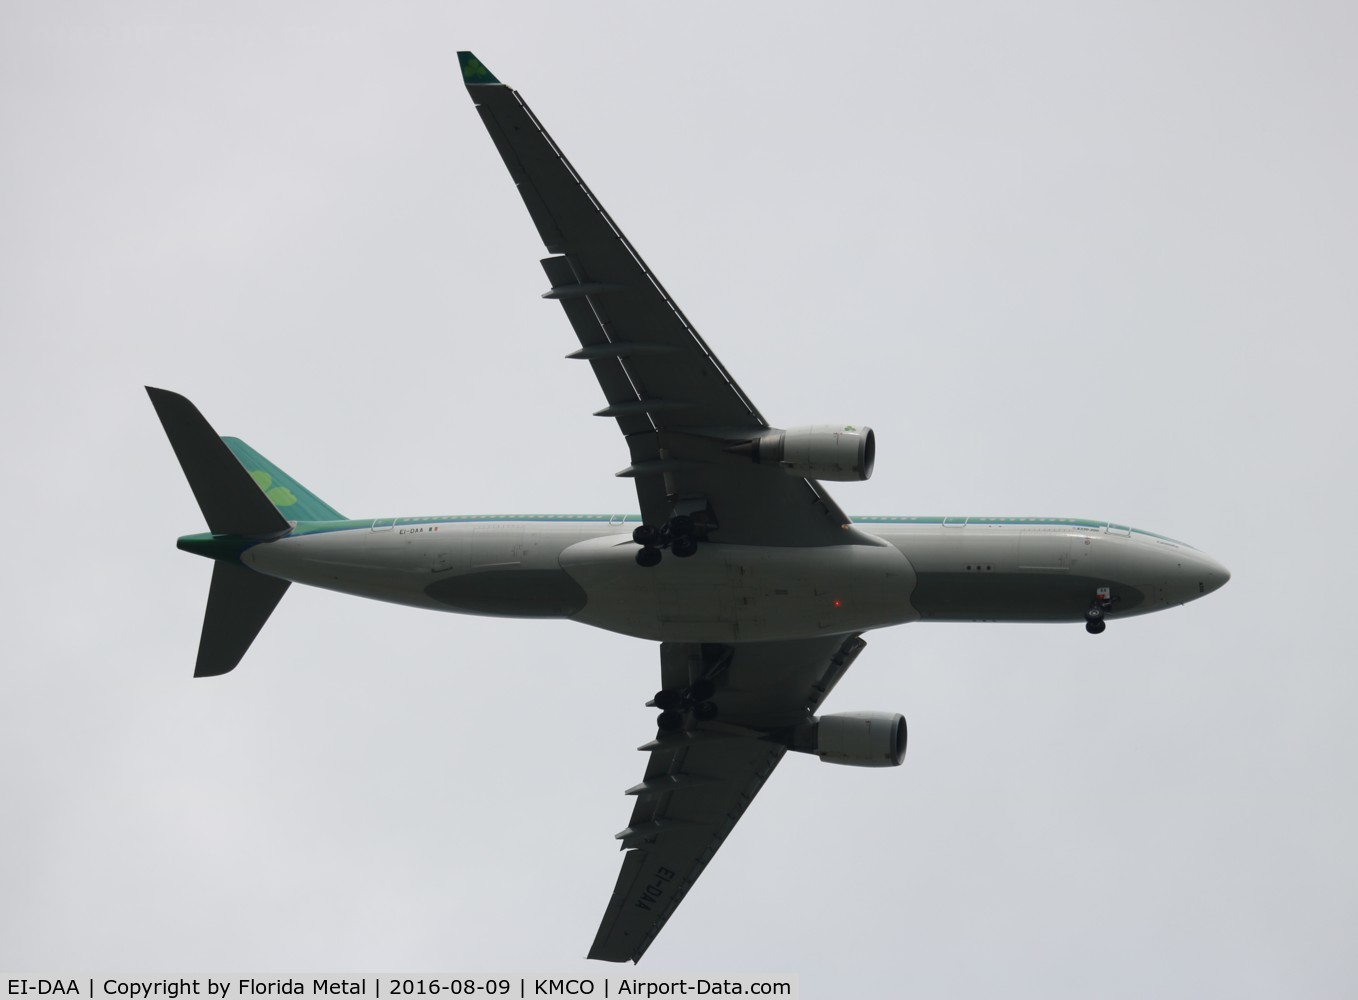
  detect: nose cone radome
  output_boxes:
[1194,553,1231,598]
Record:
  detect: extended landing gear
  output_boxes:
[1085,587,1116,634]
[634,515,700,566]
[651,678,718,730]
[671,535,698,558]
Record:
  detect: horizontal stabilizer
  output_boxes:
[146,387,291,538]
[196,561,290,677]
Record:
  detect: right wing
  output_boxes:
[459,51,856,547]
[589,633,868,963]
[459,51,886,963]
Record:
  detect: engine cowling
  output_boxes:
[807,711,907,767]
[745,424,875,481]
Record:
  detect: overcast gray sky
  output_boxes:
[3,2,1355,995]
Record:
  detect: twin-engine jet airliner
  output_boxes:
[149,52,1230,963]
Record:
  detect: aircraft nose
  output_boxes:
[1195,553,1231,597]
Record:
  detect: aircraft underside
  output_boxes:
[234,517,1222,640]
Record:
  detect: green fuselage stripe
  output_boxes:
[271,514,1190,548]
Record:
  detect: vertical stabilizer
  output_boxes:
[222,437,345,522]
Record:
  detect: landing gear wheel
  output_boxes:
[654,689,684,711]
[632,525,661,547]
[1086,619,1106,635]
[657,710,684,732]
[1085,606,1105,623]
[693,701,719,722]
[671,536,698,558]
[688,678,716,702]
[636,546,662,568]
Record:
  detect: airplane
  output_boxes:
[147,51,1231,963]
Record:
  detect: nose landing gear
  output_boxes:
[1085,586,1117,634]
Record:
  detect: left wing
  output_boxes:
[459,51,856,547]
[589,634,867,963]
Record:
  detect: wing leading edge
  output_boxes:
[459,51,855,547]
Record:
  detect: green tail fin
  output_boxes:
[222,437,345,522]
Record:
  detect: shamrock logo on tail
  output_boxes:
[249,470,298,507]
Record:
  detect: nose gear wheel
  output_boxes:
[1085,587,1118,634]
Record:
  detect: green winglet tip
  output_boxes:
[458,51,500,85]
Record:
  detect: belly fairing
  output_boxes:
[425,569,586,617]
[559,534,920,642]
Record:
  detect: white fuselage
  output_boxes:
[237,516,1230,642]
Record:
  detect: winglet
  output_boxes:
[458,51,500,86]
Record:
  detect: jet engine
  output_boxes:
[793,711,907,767]
[732,424,875,481]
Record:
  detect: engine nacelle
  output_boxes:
[802,711,907,767]
[742,424,875,482]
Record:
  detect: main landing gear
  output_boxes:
[1085,586,1117,634]
[652,678,718,732]
[634,515,699,567]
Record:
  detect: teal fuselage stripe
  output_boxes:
[270,514,1190,548]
